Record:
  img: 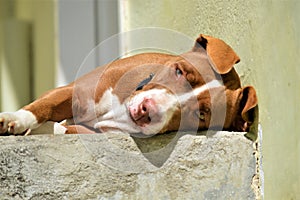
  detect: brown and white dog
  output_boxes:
[0,34,258,137]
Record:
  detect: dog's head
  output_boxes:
[127,34,258,135]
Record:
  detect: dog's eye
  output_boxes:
[195,111,205,121]
[199,112,205,121]
[175,68,183,77]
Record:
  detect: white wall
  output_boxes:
[57,0,119,86]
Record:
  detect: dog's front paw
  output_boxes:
[0,113,28,135]
[0,110,38,135]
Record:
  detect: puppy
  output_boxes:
[0,34,258,138]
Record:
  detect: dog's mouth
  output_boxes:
[126,88,180,135]
[128,98,158,127]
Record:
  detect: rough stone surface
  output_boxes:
[0,131,260,199]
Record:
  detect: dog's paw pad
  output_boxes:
[0,117,6,132]
[8,121,16,133]
[0,118,4,126]
[0,117,10,134]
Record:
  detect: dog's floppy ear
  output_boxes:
[194,34,240,74]
[231,86,258,133]
[240,86,258,124]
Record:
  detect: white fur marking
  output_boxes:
[178,80,222,104]
[94,88,141,133]
[16,109,39,129]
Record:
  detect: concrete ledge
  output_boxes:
[0,131,262,199]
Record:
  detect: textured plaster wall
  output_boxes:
[121,0,300,199]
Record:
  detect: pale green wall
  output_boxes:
[15,0,57,98]
[0,0,57,111]
[122,0,300,199]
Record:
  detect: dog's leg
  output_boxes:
[0,85,73,135]
[64,125,96,134]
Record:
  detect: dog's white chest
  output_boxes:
[93,88,140,133]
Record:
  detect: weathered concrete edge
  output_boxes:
[0,131,263,199]
[253,125,264,199]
